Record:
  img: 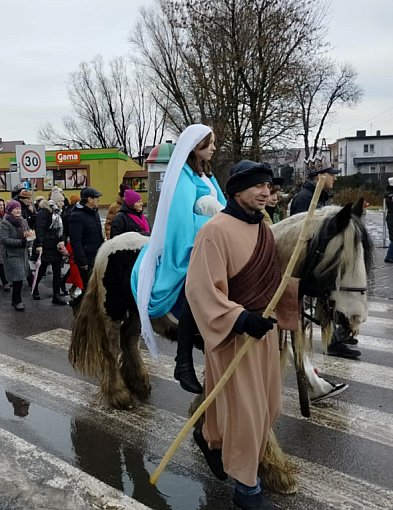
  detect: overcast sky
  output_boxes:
[1,0,392,148]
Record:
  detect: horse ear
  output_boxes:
[326,202,353,237]
[351,197,364,218]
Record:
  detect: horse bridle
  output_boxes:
[338,286,367,295]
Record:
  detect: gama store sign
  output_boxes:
[56,151,81,165]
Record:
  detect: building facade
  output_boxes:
[0,147,145,206]
[337,130,393,176]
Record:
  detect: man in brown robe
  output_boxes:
[186,160,299,510]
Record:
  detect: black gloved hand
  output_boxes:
[299,277,332,299]
[234,311,277,339]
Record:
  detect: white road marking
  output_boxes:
[310,329,393,355]
[0,350,392,510]
[21,332,393,448]
[367,301,393,314]
[0,427,151,510]
[27,328,393,392]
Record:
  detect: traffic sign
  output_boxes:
[15,145,46,178]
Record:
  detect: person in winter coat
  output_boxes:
[110,189,150,238]
[31,200,67,305]
[0,199,11,291]
[104,183,130,239]
[0,200,32,310]
[50,186,66,212]
[15,189,37,230]
[61,195,82,296]
[290,163,361,362]
[34,196,45,212]
[69,187,104,291]
[384,176,393,263]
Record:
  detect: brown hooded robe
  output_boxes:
[186,212,299,487]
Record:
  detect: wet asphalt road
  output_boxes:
[0,210,392,510]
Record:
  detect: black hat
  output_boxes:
[226,160,273,196]
[308,167,341,178]
[272,177,284,187]
[80,187,102,199]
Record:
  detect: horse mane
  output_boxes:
[271,205,373,282]
[301,211,373,286]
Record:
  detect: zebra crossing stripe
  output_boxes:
[16,334,393,448]
[0,427,151,510]
[26,327,393,392]
[367,301,393,314]
[311,353,393,391]
[291,454,393,510]
[282,387,393,448]
[312,330,393,355]
[0,351,392,509]
[363,315,393,327]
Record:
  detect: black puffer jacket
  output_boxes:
[290,180,331,216]
[69,203,104,267]
[384,185,393,241]
[33,200,64,263]
[110,203,150,238]
[62,203,76,240]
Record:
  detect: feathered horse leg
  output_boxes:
[120,311,151,401]
[69,261,133,410]
[259,430,299,494]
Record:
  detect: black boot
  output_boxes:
[174,358,203,394]
[175,298,203,394]
[193,427,227,481]
[32,286,40,300]
[52,294,67,305]
[233,489,275,510]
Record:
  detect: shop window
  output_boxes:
[44,168,88,189]
[381,166,385,173]
[124,177,147,192]
[370,166,376,173]
[0,172,6,190]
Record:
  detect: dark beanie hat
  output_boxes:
[226,160,273,196]
[119,183,130,197]
[5,200,22,214]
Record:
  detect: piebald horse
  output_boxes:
[69,199,372,494]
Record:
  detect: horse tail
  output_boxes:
[69,262,112,379]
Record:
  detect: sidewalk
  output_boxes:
[364,210,392,300]
[369,246,393,300]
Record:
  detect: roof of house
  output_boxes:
[353,156,393,165]
[0,139,25,153]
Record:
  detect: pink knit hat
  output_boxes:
[124,189,142,207]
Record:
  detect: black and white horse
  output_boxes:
[69,199,372,409]
[271,200,372,415]
[69,200,372,494]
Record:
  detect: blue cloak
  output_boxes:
[131,164,226,318]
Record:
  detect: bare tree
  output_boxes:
[294,58,363,159]
[130,0,328,175]
[131,72,168,163]
[39,56,167,158]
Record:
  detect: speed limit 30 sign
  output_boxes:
[15,145,47,178]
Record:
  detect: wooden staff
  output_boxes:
[150,174,326,486]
